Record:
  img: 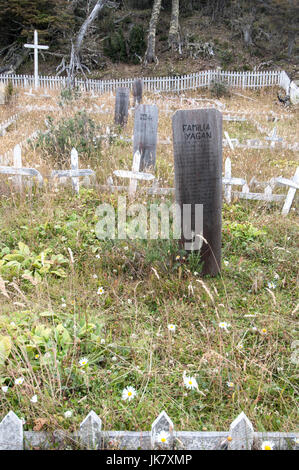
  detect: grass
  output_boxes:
[0,86,298,437]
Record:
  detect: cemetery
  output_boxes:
[0,73,297,450]
[0,2,298,445]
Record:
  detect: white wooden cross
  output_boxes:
[265,127,283,148]
[51,148,96,194]
[24,30,49,89]
[113,151,155,197]
[224,131,235,150]
[271,167,299,214]
[0,144,43,190]
[223,157,246,203]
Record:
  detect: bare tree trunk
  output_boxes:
[145,0,162,64]
[168,0,180,51]
[57,0,116,85]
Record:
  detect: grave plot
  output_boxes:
[0,85,298,441]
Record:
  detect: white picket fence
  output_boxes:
[0,409,297,450]
[0,70,286,94]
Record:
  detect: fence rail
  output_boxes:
[0,70,285,94]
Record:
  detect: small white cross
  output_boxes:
[114,151,155,197]
[24,30,49,89]
[51,148,95,193]
[265,127,283,148]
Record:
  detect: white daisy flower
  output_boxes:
[167,324,176,332]
[30,395,38,403]
[267,282,276,290]
[97,286,104,295]
[261,440,275,450]
[15,377,24,385]
[79,357,88,367]
[64,410,73,418]
[236,343,244,350]
[260,328,267,335]
[156,431,170,445]
[122,386,137,401]
[100,338,106,344]
[219,322,230,332]
[96,254,101,259]
[1,386,8,393]
[93,274,98,279]
[226,381,234,388]
[183,373,198,390]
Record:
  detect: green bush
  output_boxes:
[128,25,146,64]
[210,80,231,98]
[35,111,101,167]
[4,81,16,104]
[104,25,146,64]
[59,87,81,106]
[104,31,128,62]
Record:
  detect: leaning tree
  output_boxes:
[57,0,118,85]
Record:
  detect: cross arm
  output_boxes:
[113,170,155,181]
[24,44,49,50]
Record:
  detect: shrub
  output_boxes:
[104,25,146,64]
[104,31,128,62]
[128,25,146,64]
[210,80,231,98]
[59,87,81,106]
[4,81,16,104]
[35,111,101,167]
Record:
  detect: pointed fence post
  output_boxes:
[71,148,79,193]
[151,411,174,450]
[228,412,254,450]
[13,144,22,190]
[0,411,24,450]
[80,410,102,450]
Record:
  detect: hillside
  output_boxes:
[0,1,298,80]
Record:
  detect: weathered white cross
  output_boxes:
[114,151,155,197]
[223,157,246,203]
[265,127,283,148]
[271,167,299,214]
[0,144,43,190]
[24,30,49,89]
[51,148,96,194]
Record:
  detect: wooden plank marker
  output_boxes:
[172,108,223,276]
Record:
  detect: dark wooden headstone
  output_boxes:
[132,79,143,107]
[114,87,130,127]
[133,104,158,171]
[172,109,222,276]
